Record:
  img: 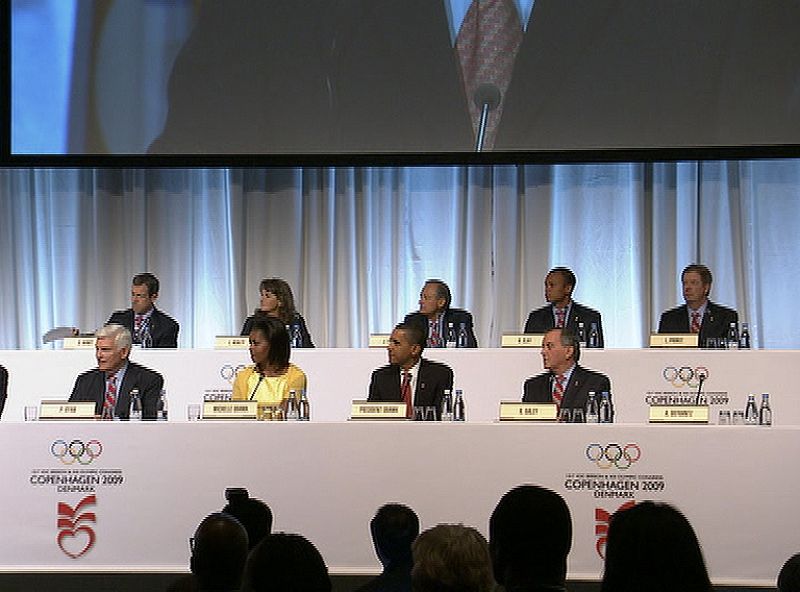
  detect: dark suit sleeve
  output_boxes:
[522,375,551,403]
[0,365,8,419]
[123,364,164,420]
[448,309,478,348]
[523,311,538,334]
[296,314,315,348]
[241,315,255,336]
[107,310,131,331]
[416,361,453,416]
[152,310,179,348]
[69,371,103,415]
[368,367,398,402]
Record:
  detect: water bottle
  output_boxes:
[440,389,453,421]
[744,394,759,425]
[457,322,468,348]
[298,389,310,421]
[129,388,142,421]
[585,391,599,423]
[286,390,300,421]
[588,322,599,348]
[290,324,302,348]
[159,389,168,421]
[142,324,153,349]
[759,393,772,426]
[445,322,456,348]
[453,389,466,421]
[727,322,739,350]
[739,323,751,349]
[577,322,586,345]
[598,391,612,423]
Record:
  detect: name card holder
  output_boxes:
[649,333,699,348]
[215,336,250,350]
[498,401,557,421]
[648,405,709,424]
[39,400,97,420]
[368,334,391,348]
[202,401,258,420]
[350,400,408,420]
[63,337,97,350]
[501,334,543,348]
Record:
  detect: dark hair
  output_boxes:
[241,533,331,592]
[549,267,576,292]
[778,553,800,592]
[489,485,572,588]
[412,524,494,592]
[250,317,291,372]
[132,273,159,296]
[601,501,711,592]
[424,279,451,310]
[682,264,713,290]
[370,503,419,566]
[190,512,249,591]
[257,278,297,325]
[223,495,273,551]
[394,322,426,351]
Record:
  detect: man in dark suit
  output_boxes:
[404,279,477,348]
[524,267,604,347]
[658,264,739,346]
[69,324,163,419]
[356,503,419,592]
[368,323,454,417]
[107,273,179,348]
[0,364,7,419]
[523,328,611,418]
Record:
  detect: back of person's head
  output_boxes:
[240,533,331,592]
[370,503,419,567]
[489,484,572,589]
[190,512,249,591]
[778,553,800,592]
[601,501,711,592]
[222,490,273,550]
[411,524,493,592]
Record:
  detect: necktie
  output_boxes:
[690,311,701,333]
[103,372,118,420]
[555,308,566,328]
[428,319,441,347]
[455,0,523,149]
[552,374,565,409]
[134,314,143,340]
[401,371,413,418]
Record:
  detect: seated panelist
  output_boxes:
[241,278,314,348]
[404,279,477,348]
[107,272,179,348]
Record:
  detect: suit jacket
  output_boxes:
[0,364,7,419]
[404,309,478,348]
[240,311,315,348]
[523,364,612,419]
[368,358,454,415]
[69,361,164,420]
[658,301,739,346]
[107,308,180,348]
[524,301,604,348]
[354,561,412,592]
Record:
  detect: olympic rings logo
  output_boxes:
[220,364,247,383]
[586,443,641,470]
[662,366,709,388]
[51,440,103,465]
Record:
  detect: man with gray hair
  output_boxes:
[69,324,163,419]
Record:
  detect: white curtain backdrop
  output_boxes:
[1,161,798,350]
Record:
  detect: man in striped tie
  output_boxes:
[522,328,611,421]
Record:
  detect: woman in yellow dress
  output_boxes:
[232,317,306,412]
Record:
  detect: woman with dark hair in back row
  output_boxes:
[240,278,314,347]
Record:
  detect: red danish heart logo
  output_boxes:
[57,525,96,559]
[57,495,97,559]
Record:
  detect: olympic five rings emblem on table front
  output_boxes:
[662,366,709,388]
[51,440,103,465]
[586,443,641,469]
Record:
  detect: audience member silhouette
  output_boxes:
[188,512,249,592]
[222,489,273,550]
[411,524,494,592]
[356,503,419,592]
[601,501,711,592]
[489,484,572,592]
[778,553,800,592]
[240,532,332,592]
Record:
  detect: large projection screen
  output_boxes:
[9,0,800,160]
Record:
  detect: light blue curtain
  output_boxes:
[1,161,798,350]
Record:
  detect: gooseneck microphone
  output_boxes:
[694,369,708,405]
[473,83,501,152]
[249,372,265,401]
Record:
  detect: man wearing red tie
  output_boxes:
[367,323,454,419]
[107,273,179,348]
[522,328,611,419]
[658,264,739,347]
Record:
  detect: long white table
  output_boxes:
[1,348,797,424]
[1,421,796,587]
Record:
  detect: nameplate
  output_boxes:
[648,405,709,423]
[39,401,96,420]
[202,401,258,420]
[62,337,97,350]
[499,402,557,421]
[649,333,699,348]
[368,334,391,348]
[501,334,543,348]
[214,336,249,349]
[350,400,408,420]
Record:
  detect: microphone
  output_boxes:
[249,373,265,401]
[473,83,501,152]
[694,369,708,405]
